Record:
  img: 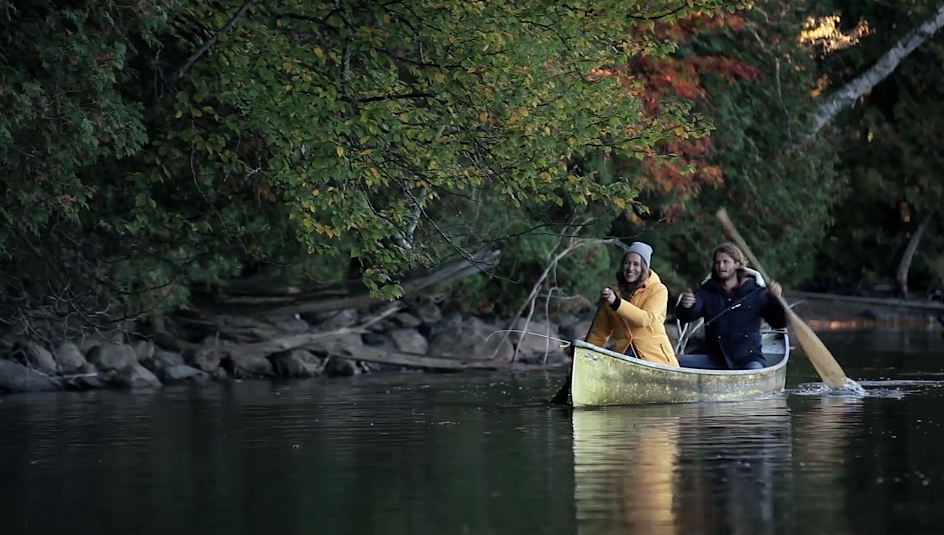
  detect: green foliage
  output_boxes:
[619,1,844,291]
[808,0,944,292]
[0,0,727,327]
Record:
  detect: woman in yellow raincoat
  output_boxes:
[585,242,679,367]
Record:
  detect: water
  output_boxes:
[2,328,944,535]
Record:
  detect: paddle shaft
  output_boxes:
[715,208,849,389]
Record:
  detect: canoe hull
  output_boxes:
[570,332,789,407]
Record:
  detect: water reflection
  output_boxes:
[7,339,944,535]
[572,397,867,535]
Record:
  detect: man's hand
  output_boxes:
[768,281,782,298]
[601,287,617,306]
[679,289,695,308]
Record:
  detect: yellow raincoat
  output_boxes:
[585,269,679,367]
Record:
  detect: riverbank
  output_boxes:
[0,298,591,395]
[1,290,942,395]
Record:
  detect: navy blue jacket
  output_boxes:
[676,273,787,369]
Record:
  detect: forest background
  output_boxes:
[3,0,944,343]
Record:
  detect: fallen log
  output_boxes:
[305,339,500,372]
[188,249,501,317]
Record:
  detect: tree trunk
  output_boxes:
[802,4,944,144]
[897,211,933,299]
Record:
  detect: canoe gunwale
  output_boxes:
[572,330,790,378]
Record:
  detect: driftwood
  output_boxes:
[187,249,501,316]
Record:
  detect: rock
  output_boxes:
[0,359,60,393]
[427,317,513,361]
[414,303,442,325]
[428,312,464,338]
[76,331,125,354]
[269,315,310,334]
[268,349,321,378]
[556,314,581,330]
[323,357,357,377]
[86,343,139,371]
[392,312,422,328]
[390,328,428,354]
[362,332,395,349]
[188,347,222,372]
[25,342,59,375]
[507,318,565,364]
[62,374,105,391]
[77,336,103,355]
[158,364,208,384]
[320,309,359,330]
[357,334,407,372]
[227,355,275,378]
[54,342,88,374]
[109,364,162,389]
[133,340,156,363]
[151,350,185,371]
[561,320,593,343]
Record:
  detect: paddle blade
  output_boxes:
[550,375,571,405]
[785,308,848,389]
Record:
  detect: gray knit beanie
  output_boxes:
[626,241,653,268]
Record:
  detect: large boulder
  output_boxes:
[226,355,275,378]
[390,328,428,354]
[24,342,59,375]
[108,364,162,389]
[561,319,593,344]
[54,342,88,374]
[86,343,138,371]
[188,347,222,373]
[151,350,186,371]
[427,317,513,362]
[414,303,442,325]
[0,359,60,393]
[507,318,567,364]
[157,364,209,384]
[268,349,321,378]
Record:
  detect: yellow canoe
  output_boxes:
[570,330,790,407]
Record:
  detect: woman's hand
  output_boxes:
[601,287,617,306]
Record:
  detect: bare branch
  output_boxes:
[171,0,258,84]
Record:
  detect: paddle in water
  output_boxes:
[715,208,863,393]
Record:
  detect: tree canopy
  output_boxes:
[2,0,944,334]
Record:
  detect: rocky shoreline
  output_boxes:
[4,289,941,396]
[0,300,603,395]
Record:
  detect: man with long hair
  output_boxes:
[675,243,786,370]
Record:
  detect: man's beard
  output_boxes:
[713,269,736,281]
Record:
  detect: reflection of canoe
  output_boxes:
[570,330,790,407]
[573,407,681,535]
[572,398,791,535]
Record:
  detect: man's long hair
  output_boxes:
[711,242,749,281]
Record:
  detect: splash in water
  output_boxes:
[789,378,944,400]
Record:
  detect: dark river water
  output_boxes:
[2,328,944,535]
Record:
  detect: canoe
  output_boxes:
[569,328,790,407]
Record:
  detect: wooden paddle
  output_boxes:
[550,373,571,405]
[715,208,850,390]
